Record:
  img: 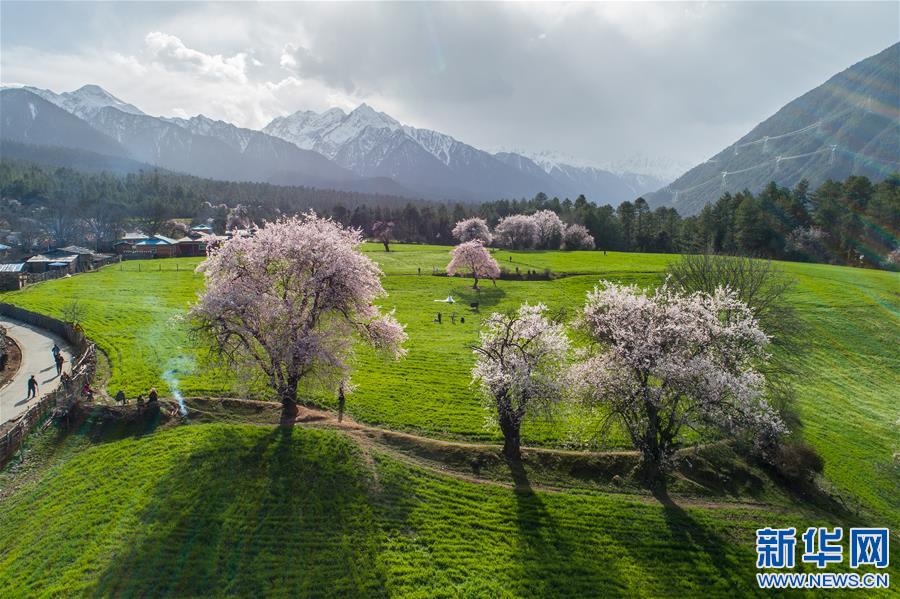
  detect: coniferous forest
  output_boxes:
[0,159,897,268]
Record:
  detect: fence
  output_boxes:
[0,304,97,467]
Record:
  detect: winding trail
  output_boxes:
[0,317,74,428]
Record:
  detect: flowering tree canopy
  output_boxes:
[532,210,565,249]
[561,224,596,250]
[493,214,538,249]
[191,212,407,422]
[452,217,493,245]
[372,220,394,252]
[447,240,500,289]
[473,303,569,459]
[571,281,784,481]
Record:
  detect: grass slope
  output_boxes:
[2,423,886,598]
[2,246,897,528]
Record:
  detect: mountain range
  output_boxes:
[2,42,896,212]
[646,42,900,214]
[0,85,664,204]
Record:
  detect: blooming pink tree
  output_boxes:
[532,210,565,249]
[561,224,595,250]
[473,304,569,459]
[447,240,500,290]
[452,217,493,245]
[493,214,538,249]
[571,281,784,483]
[191,212,407,423]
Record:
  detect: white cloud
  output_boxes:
[2,3,897,165]
[144,31,247,84]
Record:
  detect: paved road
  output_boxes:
[0,317,74,427]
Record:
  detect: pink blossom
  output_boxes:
[531,210,565,249]
[561,224,595,250]
[571,280,784,475]
[472,303,569,458]
[493,214,539,249]
[191,211,407,421]
[447,240,501,289]
[452,217,493,245]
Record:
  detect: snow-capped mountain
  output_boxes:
[264,104,563,201]
[1,87,411,195]
[602,152,693,183]
[22,84,145,120]
[4,83,676,204]
[494,148,668,201]
[0,88,128,157]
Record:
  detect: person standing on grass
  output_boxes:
[26,375,38,399]
[337,384,346,423]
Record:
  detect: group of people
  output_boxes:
[24,341,90,401]
[113,388,158,407]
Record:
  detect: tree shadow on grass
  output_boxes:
[93,426,387,597]
[506,456,626,596]
[650,485,748,591]
[452,284,507,311]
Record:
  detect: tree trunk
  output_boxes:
[382,241,390,252]
[498,411,521,460]
[473,274,479,290]
[279,379,299,425]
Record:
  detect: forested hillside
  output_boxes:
[0,159,897,268]
[648,43,900,214]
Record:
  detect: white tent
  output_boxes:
[433,295,456,303]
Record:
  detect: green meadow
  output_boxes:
[1,423,892,598]
[2,244,898,541]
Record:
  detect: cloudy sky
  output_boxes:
[2,1,897,170]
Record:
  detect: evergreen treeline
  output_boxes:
[0,159,897,268]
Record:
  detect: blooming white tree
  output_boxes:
[452,217,493,245]
[532,210,565,249]
[472,304,569,459]
[447,240,500,289]
[191,212,407,423]
[561,224,596,250]
[493,214,538,249]
[571,281,784,482]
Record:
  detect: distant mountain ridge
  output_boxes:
[646,42,900,214]
[263,104,665,202]
[0,86,414,196]
[2,83,662,204]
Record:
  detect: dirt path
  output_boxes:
[285,403,783,511]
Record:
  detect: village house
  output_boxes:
[132,235,179,258]
[0,262,26,291]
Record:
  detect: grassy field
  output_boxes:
[2,422,891,598]
[2,245,898,530]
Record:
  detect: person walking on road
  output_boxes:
[26,375,38,399]
[51,342,60,360]
[54,352,65,376]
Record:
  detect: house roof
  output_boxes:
[135,235,177,246]
[0,263,25,273]
[122,231,148,241]
[26,253,79,264]
[191,225,213,231]
[58,245,95,255]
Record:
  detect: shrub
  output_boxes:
[773,441,824,485]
